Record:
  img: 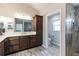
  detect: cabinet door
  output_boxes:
[0,43,2,55]
[9,37,19,44]
[4,38,10,55]
[29,35,37,48]
[32,16,36,31]
[36,16,43,32]
[0,43,3,55]
[8,37,19,53]
[36,36,42,46]
[20,36,29,50]
[9,45,19,53]
[0,42,4,56]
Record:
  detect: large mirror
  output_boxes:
[0,16,33,34]
[15,18,32,32]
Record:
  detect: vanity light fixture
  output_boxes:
[14,13,32,20]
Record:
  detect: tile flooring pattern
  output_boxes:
[8,45,60,56]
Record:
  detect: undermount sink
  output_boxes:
[21,32,27,34]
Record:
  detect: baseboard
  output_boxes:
[42,44,47,48]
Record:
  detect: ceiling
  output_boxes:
[28,3,53,13]
[72,3,79,6]
[28,3,79,9]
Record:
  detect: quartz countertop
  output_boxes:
[0,31,36,42]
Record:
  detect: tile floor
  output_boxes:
[8,45,60,56]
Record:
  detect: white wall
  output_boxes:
[42,3,66,56]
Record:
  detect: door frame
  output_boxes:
[45,9,62,56]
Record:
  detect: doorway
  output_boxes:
[46,10,61,56]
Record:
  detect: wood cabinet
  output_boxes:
[0,43,1,55]
[33,15,43,45]
[29,35,37,48]
[19,36,29,50]
[0,42,4,56]
[32,16,36,31]
[0,35,38,55]
[9,37,19,45]
[36,36,42,46]
[0,43,3,55]
[4,37,19,55]
[9,37,19,53]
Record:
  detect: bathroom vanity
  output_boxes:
[0,32,42,55]
[0,15,43,56]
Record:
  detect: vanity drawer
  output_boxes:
[30,35,36,38]
[20,36,29,39]
[9,37,19,40]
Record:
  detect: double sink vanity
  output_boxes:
[0,32,42,56]
[0,15,43,56]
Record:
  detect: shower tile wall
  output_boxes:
[66,3,75,56]
[72,6,79,53]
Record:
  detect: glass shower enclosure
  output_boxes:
[66,3,75,56]
[66,3,79,56]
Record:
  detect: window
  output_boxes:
[52,14,60,31]
[53,20,60,31]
